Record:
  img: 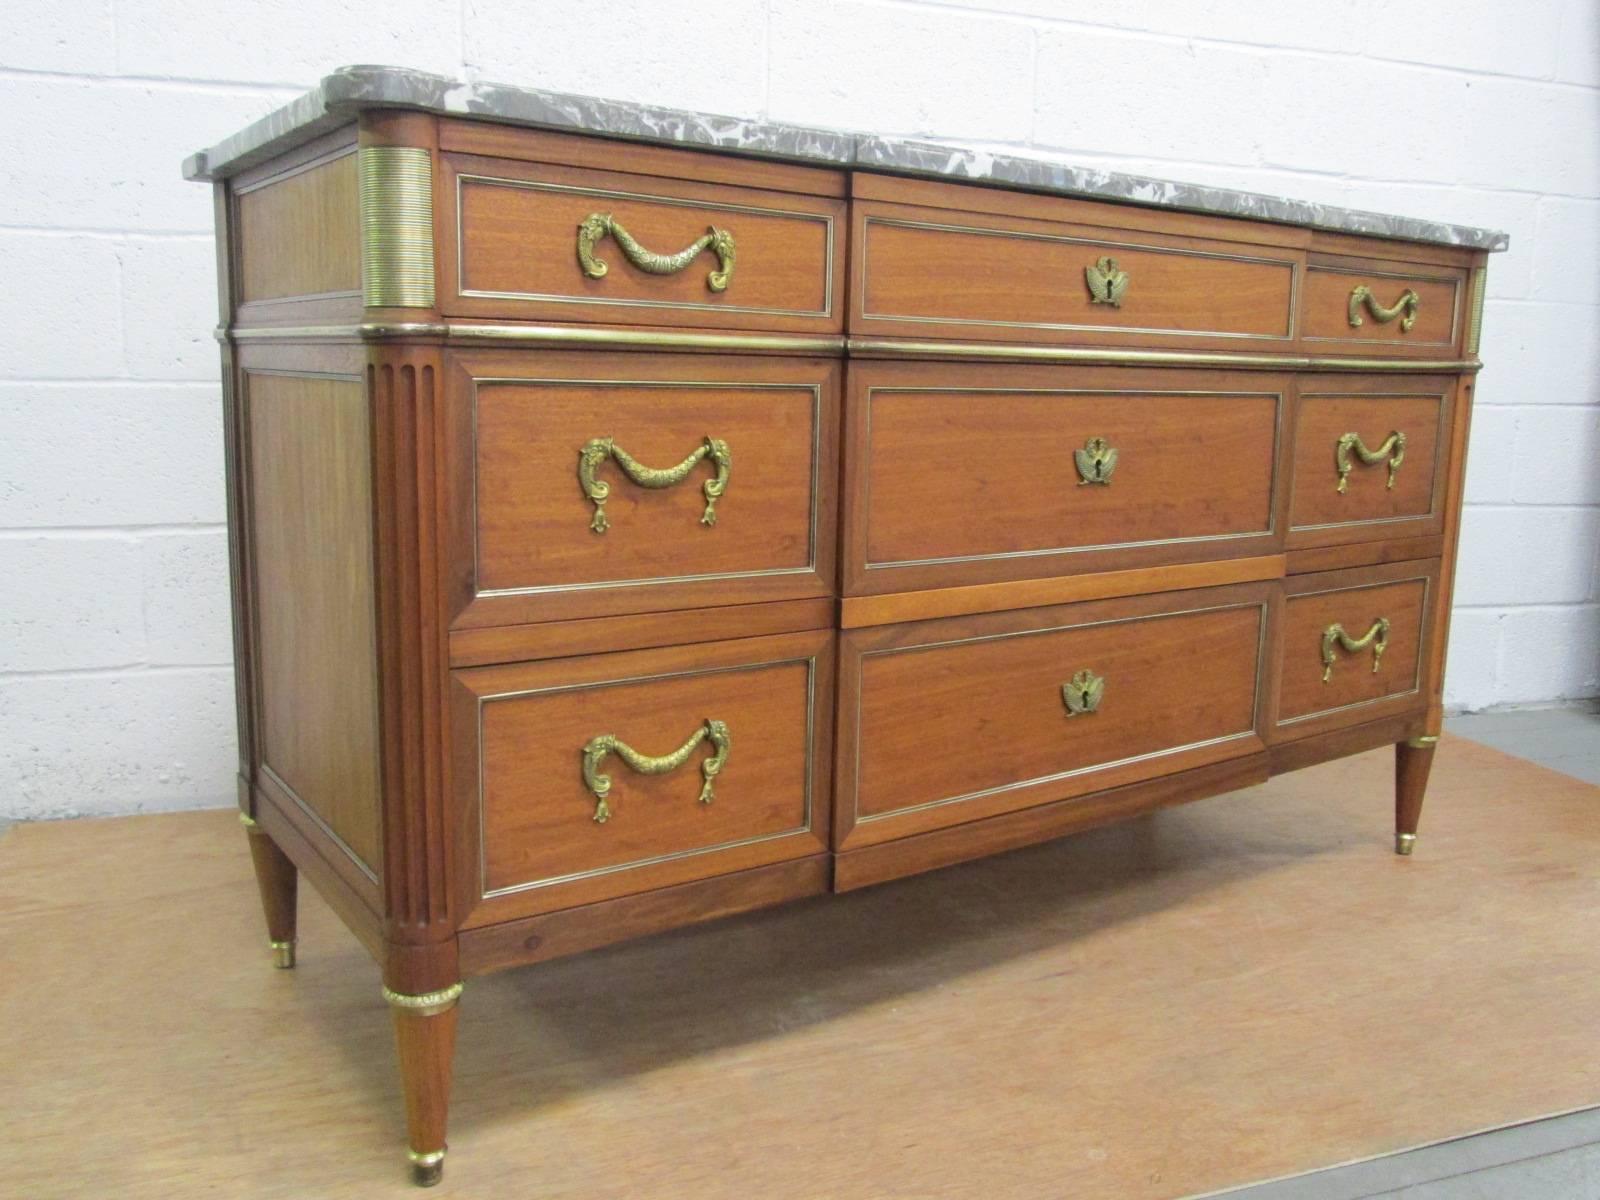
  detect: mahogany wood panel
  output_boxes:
[231,128,361,326]
[441,151,845,333]
[841,555,1286,628]
[1422,375,1477,727]
[1270,559,1439,739]
[852,171,1311,250]
[1300,254,1464,356]
[459,855,831,974]
[837,584,1270,850]
[1265,710,1426,774]
[835,754,1269,892]
[440,120,848,198]
[1288,375,1452,547]
[852,197,1299,349]
[442,350,839,627]
[452,630,834,925]
[245,370,382,878]
[1284,535,1443,576]
[843,361,1289,594]
[449,597,836,668]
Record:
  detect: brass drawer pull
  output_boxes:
[1348,285,1420,332]
[1335,430,1405,494]
[578,435,732,534]
[1061,669,1106,716]
[1321,618,1390,683]
[577,212,736,292]
[1085,256,1129,307]
[581,719,732,824]
[1074,436,1118,485]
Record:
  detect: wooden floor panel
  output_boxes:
[3,735,1598,1199]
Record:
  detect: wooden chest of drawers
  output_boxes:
[188,66,1503,1187]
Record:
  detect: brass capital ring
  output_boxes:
[408,1149,446,1166]
[382,982,463,1016]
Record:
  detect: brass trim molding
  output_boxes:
[359,146,436,308]
[218,321,1484,372]
[382,983,464,1016]
[1465,267,1488,355]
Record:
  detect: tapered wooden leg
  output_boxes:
[242,814,298,967]
[1394,734,1438,856]
[385,983,462,1187]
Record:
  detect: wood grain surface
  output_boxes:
[245,371,382,876]
[6,735,1597,1200]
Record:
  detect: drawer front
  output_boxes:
[455,630,832,922]
[445,351,839,627]
[844,362,1287,594]
[1300,256,1464,355]
[836,586,1269,849]
[443,152,844,332]
[852,198,1298,347]
[1288,377,1453,548]
[1271,561,1437,738]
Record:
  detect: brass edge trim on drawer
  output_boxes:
[859,214,1300,340]
[455,173,837,319]
[861,384,1284,571]
[847,338,1482,371]
[217,323,1484,373]
[469,378,821,597]
[1302,263,1463,349]
[1274,573,1431,728]
[850,599,1268,828]
[476,656,817,900]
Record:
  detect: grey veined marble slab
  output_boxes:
[185,65,1508,251]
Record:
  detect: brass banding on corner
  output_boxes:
[359,147,436,308]
[382,982,463,1017]
[1405,734,1440,749]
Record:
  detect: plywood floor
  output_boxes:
[3,734,1599,1200]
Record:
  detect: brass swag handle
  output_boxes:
[1074,436,1118,485]
[581,719,731,824]
[577,212,736,292]
[578,435,732,533]
[1348,285,1420,333]
[1085,256,1129,307]
[1061,669,1106,716]
[1335,430,1406,494]
[1321,618,1390,683]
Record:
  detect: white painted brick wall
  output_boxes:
[1,1,1596,819]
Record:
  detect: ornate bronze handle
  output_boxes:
[1321,618,1390,683]
[1061,669,1105,716]
[1085,256,1129,307]
[578,436,731,534]
[581,719,731,824]
[1074,436,1118,485]
[1348,285,1420,333]
[577,212,735,292]
[1335,430,1405,494]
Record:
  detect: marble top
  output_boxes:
[184,65,1508,252]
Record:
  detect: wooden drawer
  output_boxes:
[836,585,1269,849]
[454,630,833,923]
[1269,560,1437,739]
[1288,375,1455,549]
[850,190,1299,348]
[444,351,839,627]
[843,362,1287,594]
[1300,253,1465,356]
[440,147,845,333]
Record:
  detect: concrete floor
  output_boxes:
[1217,705,1600,1200]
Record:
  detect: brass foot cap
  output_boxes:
[1395,832,1417,856]
[409,1150,445,1188]
[270,939,296,969]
